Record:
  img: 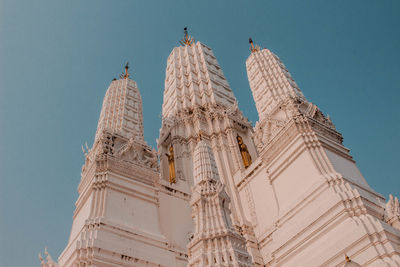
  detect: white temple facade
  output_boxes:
[40,31,400,267]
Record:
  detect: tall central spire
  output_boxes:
[162,30,237,118]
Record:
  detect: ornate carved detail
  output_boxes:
[307,117,343,144]
[385,194,400,230]
[260,119,302,166]
[254,96,342,154]
[244,186,258,226]
[116,137,159,170]
[99,131,116,155]
[159,103,251,147]
[39,248,58,267]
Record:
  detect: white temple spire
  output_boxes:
[246,39,338,151]
[95,63,144,142]
[246,40,305,120]
[162,36,237,118]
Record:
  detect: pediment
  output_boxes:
[116,138,158,170]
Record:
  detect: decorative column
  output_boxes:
[187,138,253,267]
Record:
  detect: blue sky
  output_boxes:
[1,1,399,266]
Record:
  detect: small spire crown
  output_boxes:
[179,27,194,46]
[249,37,260,53]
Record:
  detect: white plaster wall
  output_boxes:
[93,229,176,267]
[105,188,162,236]
[276,213,385,266]
[324,148,371,189]
[273,150,321,214]
[158,191,193,251]
[68,193,93,243]
[244,142,399,266]
[241,173,277,234]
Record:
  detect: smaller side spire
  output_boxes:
[193,139,219,184]
[179,27,194,46]
[95,62,145,142]
[188,139,253,266]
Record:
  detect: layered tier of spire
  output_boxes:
[162,36,237,118]
[193,138,219,184]
[246,42,305,120]
[95,63,144,142]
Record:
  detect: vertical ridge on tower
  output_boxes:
[188,139,253,267]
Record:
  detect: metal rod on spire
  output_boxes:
[124,62,129,78]
[120,62,130,79]
[180,27,194,46]
[249,37,255,51]
[249,37,260,53]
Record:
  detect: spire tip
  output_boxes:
[180,27,194,46]
[120,62,130,79]
[249,37,260,53]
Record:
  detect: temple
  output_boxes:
[40,30,400,267]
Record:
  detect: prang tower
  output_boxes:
[157,29,263,265]
[54,65,183,266]
[238,39,400,265]
[40,31,400,267]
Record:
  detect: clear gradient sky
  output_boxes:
[1,1,399,266]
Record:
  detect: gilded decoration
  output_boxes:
[237,135,252,168]
[166,145,176,184]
